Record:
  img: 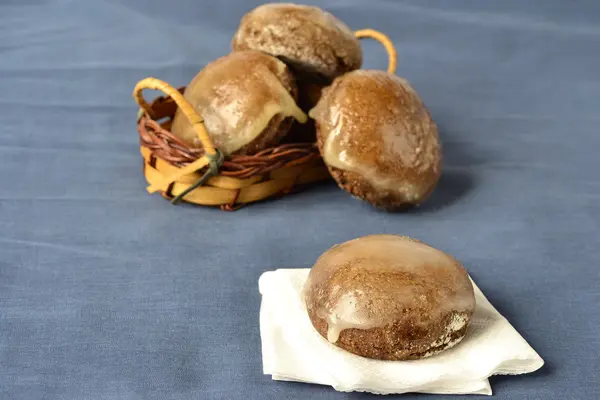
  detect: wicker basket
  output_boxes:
[133,29,397,210]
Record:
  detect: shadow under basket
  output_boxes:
[137,88,331,211]
[134,29,397,211]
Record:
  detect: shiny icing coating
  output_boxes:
[304,235,475,351]
[232,3,362,80]
[310,70,442,207]
[171,50,307,155]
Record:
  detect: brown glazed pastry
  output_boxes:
[303,234,476,361]
[170,50,308,155]
[231,3,362,81]
[310,70,442,210]
[231,3,362,144]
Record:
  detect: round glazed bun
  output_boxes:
[310,70,442,210]
[231,3,362,81]
[303,234,475,361]
[170,50,307,155]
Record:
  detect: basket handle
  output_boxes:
[133,77,217,156]
[354,29,397,74]
[133,78,223,196]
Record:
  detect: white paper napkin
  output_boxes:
[258,268,544,396]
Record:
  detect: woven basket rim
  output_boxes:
[137,89,323,180]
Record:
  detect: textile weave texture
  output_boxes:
[1,0,599,399]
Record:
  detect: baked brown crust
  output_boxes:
[308,309,471,360]
[171,50,302,155]
[241,114,295,155]
[231,3,362,80]
[311,70,442,210]
[303,235,475,361]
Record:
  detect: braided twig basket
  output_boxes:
[133,29,396,210]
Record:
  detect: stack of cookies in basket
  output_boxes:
[135,3,442,211]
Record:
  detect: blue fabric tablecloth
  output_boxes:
[2,0,599,398]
